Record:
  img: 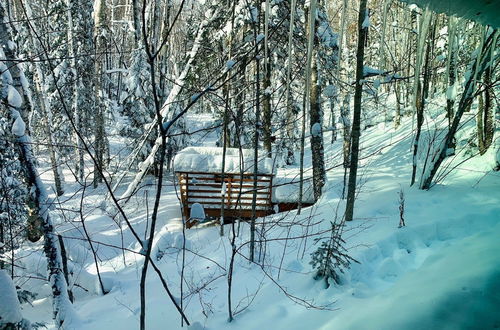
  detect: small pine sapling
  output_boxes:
[310,223,359,288]
[398,188,406,228]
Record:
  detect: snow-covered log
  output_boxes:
[17,132,80,328]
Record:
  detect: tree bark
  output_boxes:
[249,0,261,263]
[0,14,75,327]
[410,9,432,186]
[93,0,109,188]
[262,0,272,158]
[344,0,368,222]
[310,52,325,201]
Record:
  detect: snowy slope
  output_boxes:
[17,113,500,330]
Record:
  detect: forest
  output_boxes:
[0,0,499,329]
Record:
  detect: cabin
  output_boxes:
[174,147,315,228]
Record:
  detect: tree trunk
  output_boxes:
[478,64,493,155]
[284,0,297,165]
[410,9,432,186]
[420,29,497,189]
[310,52,325,201]
[131,0,142,46]
[262,0,272,158]
[93,0,109,188]
[341,94,350,199]
[0,6,76,324]
[249,0,261,263]
[344,0,368,222]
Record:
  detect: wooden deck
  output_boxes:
[176,171,274,227]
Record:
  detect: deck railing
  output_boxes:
[176,171,274,224]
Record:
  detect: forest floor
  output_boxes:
[18,112,500,330]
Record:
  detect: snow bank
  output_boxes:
[0,270,23,325]
[322,221,500,330]
[173,147,274,174]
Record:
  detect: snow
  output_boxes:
[320,220,500,329]
[7,85,23,108]
[7,40,16,50]
[0,270,23,325]
[273,175,315,204]
[173,147,274,174]
[446,82,457,100]
[190,203,205,220]
[0,49,13,85]
[11,115,26,136]
[323,85,336,97]
[17,113,500,329]
[311,122,321,137]
[363,66,384,77]
[225,59,236,70]
[362,9,370,28]
[317,20,337,48]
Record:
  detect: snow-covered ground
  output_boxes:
[16,112,500,329]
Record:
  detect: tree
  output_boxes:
[67,0,94,182]
[420,28,498,189]
[0,91,28,276]
[410,9,432,186]
[345,0,369,222]
[93,0,110,188]
[1,3,76,325]
[310,222,358,288]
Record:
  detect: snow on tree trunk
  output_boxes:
[410,8,432,186]
[420,28,498,189]
[299,0,317,209]
[18,133,80,327]
[22,0,65,196]
[445,17,458,125]
[93,0,109,188]
[0,269,24,327]
[284,0,297,165]
[310,51,325,201]
[66,0,93,182]
[0,6,78,326]
[262,0,272,158]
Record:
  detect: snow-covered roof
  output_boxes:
[400,0,500,28]
[173,147,275,174]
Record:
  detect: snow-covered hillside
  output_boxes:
[17,112,500,330]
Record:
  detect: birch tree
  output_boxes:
[0,5,77,326]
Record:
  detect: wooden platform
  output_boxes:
[176,171,274,227]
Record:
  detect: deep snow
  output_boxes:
[13,112,500,330]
